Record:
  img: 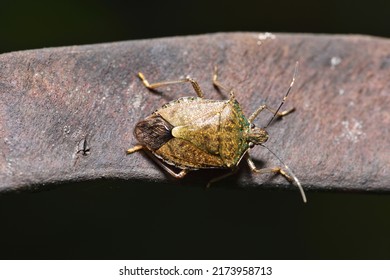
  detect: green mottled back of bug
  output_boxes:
[153,97,250,169]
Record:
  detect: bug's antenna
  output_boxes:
[261,143,307,203]
[265,61,299,129]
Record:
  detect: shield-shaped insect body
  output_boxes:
[127,65,307,202]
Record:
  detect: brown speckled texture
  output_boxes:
[0,33,389,192]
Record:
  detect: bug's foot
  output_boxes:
[126,145,143,154]
[271,167,294,183]
[277,107,295,117]
[137,72,152,89]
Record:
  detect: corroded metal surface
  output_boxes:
[0,33,389,192]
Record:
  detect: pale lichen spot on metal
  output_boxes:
[330,56,342,69]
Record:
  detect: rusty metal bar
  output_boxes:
[0,33,389,194]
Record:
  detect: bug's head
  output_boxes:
[247,124,269,147]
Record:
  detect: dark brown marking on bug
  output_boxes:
[134,114,174,150]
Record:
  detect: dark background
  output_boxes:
[1,0,390,259]
[1,0,390,53]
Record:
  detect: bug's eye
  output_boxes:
[251,123,255,129]
[248,142,255,148]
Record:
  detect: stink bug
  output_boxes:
[127,63,307,202]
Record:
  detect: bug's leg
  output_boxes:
[247,156,294,181]
[246,153,306,203]
[249,61,298,124]
[126,145,144,154]
[212,66,235,100]
[206,168,239,188]
[154,162,189,179]
[248,104,295,123]
[138,72,204,98]
[127,145,189,178]
[134,148,189,179]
